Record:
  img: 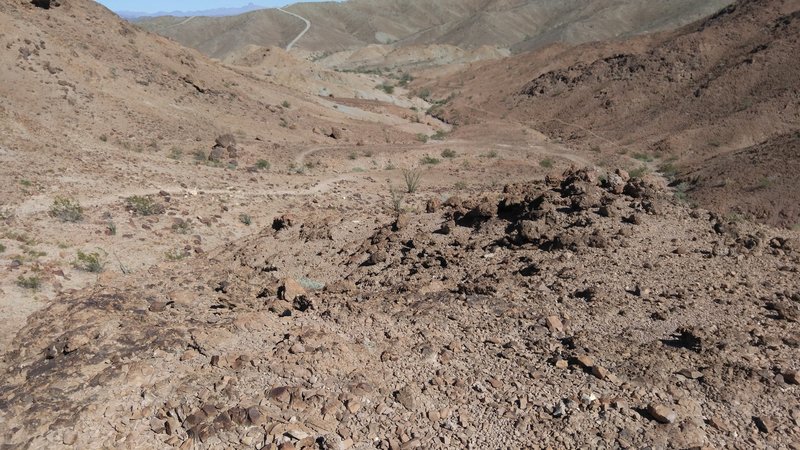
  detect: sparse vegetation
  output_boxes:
[416,88,431,101]
[125,195,164,216]
[388,186,405,216]
[99,134,108,142]
[377,82,395,94]
[416,133,429,143]
[73,251,104,273]
[430,130,448,141]
[402,168,423,193]
[482,150,499,158]
[239,214,252,226]
[17,275,41,290]
[0,242,5,253]
[256,159,271,171]
[674,182,691,203]
[441,148,456,158]
[398,73,413,87]
[540,158,554,169]
[756,176,773,189]
[420,155,441,165]
[633,153,654,162]
[629,166,649,179]
[49,197,84,223]
[281,100,291,108]
[659,160,679,180]
[348,152,358,160]
[165,249,189,261]
[106,221,117,236]
[168,147,183,160]
[193,150,207,161]
[172,219,192,234]
[454,181,467,190]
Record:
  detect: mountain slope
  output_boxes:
[135,0,733,60]
[433,0,800,227]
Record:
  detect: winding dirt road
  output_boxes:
[278,8,311,52]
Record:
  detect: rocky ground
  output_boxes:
[1,165,798,449]
[1,1,798,449]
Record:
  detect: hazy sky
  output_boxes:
[95,1,333,13]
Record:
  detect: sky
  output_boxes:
[95,0,333,14]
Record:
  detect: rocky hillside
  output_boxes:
[433,0,800,227]
[2,166,798,448]
[135,0,732,61]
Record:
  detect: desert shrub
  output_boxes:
[441,148,456,158]
[633,153,654,162]
[416,133,429,143]
[402,168,423,193]
[193,149,206,161]
[0,242,6,253]
[389,186,405,216]
[417,88,431,100]
[420,155,441,165]
[74,251,103,273]
[629,166,649,179]
[481,150,498,158]
[172,219,192,234]
[106,221,117,236]
[348,152,358,160]
[17,275,41,290]
[165,249,189,261]
[50,197,84,223]
[674,182,691,203]
[430,130,448,141]
[659,161,679,179]
[540,158,554,169]
[454,181,467,190]
[168,147,183,160]
[126,195,164,216]
[377,83,395,94]
[398,73,413,87]
[255,160,270,171]
[239,214,252,226]
[282,100,291,108]
[299,277,325,291]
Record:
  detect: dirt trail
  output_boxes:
[278,8,311,52]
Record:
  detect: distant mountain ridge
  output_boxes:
[136,0,734,62]
[119,2,267,19]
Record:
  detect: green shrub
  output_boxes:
[539,158,554,169]
[633,153,654,162]
[17,275,41,290]
[454,181,467,190]
[239,214,252,226]
[430,130,448,141]
[417,88,431,100]
[256,159,271,170]
[50,197,84,223]
[416,134,429,143]
[74,251,104,273]
[168,147,183,160]
[441,148,457,158]
[377,83,395,94]
[0,242,5,253]
[126,196,164,216]
[420,155,441,165]
[282,100,291,108]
